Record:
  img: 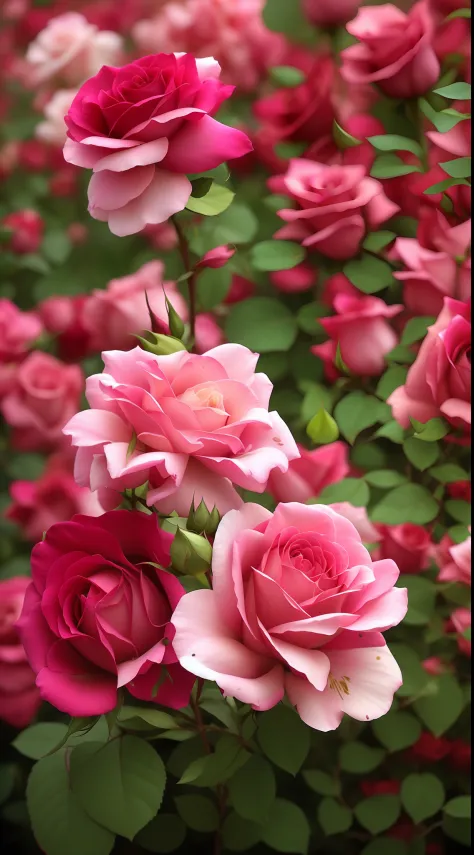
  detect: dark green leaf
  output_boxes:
[390,643,430,698]
[401,575,437,626]
[401,773,445,823]
[364,470,407,488]
[228,755,276,823]
[371,155,422,179]
[261,799,310,853]
[333,120,362,149]
[400,316,436,346]
[222,813,262,851]
[440,156,471,178]
[225,297,298,352]
[258,705,310,775]
[429,464,469,483]
[317,798,353,836]
[363,231,396,253]
[368,135,423,157]
[414,674,465,736]
[135,814,186,853]
[354,795,401,834]
[445,499,471,525]
[335,392,390,444]
[339,742,385,774]
[190,177,213,198]
[175,794,219,833]
[318,478,370,507]
[0,765,15,806]
[344,254,394,293]
[250,240,305,272]
[302,770,340,797]
[372,484,438,525]
[403,437,439,470]
[13,723,69,760]
[372,711,422,752]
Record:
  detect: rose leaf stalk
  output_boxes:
[172,215,199,348]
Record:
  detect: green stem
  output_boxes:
[172,216,198,347]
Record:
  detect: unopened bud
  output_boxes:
[165,294,186,340]
[170,527,212,576]
[187,498,221,536]
[135,332,187,355]
[145,291,170,336]
[197,245,236,269]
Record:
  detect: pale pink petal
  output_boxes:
[326,644,402,722]
[93,138,169,173]
[286,673,343,731]
[265,634,330,691]
[97,170,192,237]
[63,410,131,446]
[348,588,408,631]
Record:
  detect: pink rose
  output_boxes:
[225,275,255,305]
[197,245,235,269]
[389,298,471,432]
[393,214,471,316]
[436,533,471,586]
[39,295,92,362]
[273,160,398,260]
[270,263,315,294]
[1,351,83,450]
[449,607,471,657]
[36,89,76,146]
[2,209,44,254]
[63,344,299,516]
[341,2,440,99]
[268,441,349,504]
[329,503,382,544]
[376,524,432,575]
[18,511,194,716]
[312,291,402,376]
[172,502,406,731]
[7,455,102,542]
[194,313,225,353]
[132,0,285,92]
[82,261,188,352]
[25,12,123,85]
[0,577,41,729]
[63,53,252,236]
[0,299,42,362]
[306,114,385,174]
[303,0,360,26]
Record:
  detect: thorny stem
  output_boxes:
[172,216,198,347]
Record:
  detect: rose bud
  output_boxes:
[2,209,43,254]
[170,527,213,576]
[197,245,236,269]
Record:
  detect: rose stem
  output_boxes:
[172,215,198,347]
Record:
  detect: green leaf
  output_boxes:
[372,484,438,525]
[270,66,305,87]
[445,499,471,524]
[429,463,469,483]
[13,723,69,760]
[27,753,115,855]
[261,799,310,854]
[369,134,423,157]
[302,770,340,797]
[0,765,15,806]
[250,240,305,272]
[118,707,177,731]
[225,297,298,353]
[190,177,213,198]
[318,478,370,508]
[333,120,362,150]
[363,231,396,253]
[444,796,471,819]
[440,156,471,178]
[257,352,289,383]
[297,302,329,335]
[274,142,308,159]
[372,711,422,752]
[186,183,234,216]
[175,794,219,833]
[344,254,394,293]
[7,453,45,481]
[434,82,471,99]
[42,230,72,265]
[401,773,445,823]
[306,409,339,445]
[371,155,422,179]
[228,755,276,823]
[390,643,430,698]
[263,0,311,40]
[443,800,471,846]
[197,266,232,310]
[179,736,246,786]
[401,575,436,626]
[317,798,353,836]
[424,176,470,194]
[385,344,417,365]
[448,523,471,543]
[364,470,407,488]
[414,674,465,736]
[354,795,401,835]
[445,7,471,18]
[335,392,390,444]
[135,814,186,853]
[70,737,166,840]
[222,813,262,851]
[401,316,436,346]
[258,705,310,775]
[211,202,258,245]
[374,420,405,444]
[403,437,439,470]
[339,742,385,774]
[362,840,406,855]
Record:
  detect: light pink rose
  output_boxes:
[393,214,471,316]
[194,313,225,354]
[83,261,188,352]
[0,577,42,729]
[312,292,403,376]
[7,454,102,542]
[26,12,123,86]
[376,524,432,575]
[273,159,398,260]
[329,503,382,544]
[36,89,76,146]
[436,533,471,586]
[389,298,471,433]
[132,0,285,92]
[303,0,360,26]
[449,607,471,656]
[2,209,44,254]
[63,53,253,236]
[268,441,349,504]
[172,502,406,731]
[1,351,83,451]
[341,2,440,99]
[63,344,299,516]
[0,299,42,363]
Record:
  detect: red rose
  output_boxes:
[377,524,432,575]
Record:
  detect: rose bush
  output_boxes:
[0,578,41,729]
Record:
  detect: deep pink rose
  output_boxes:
[83,261,188,352]
[303,0,359,25]
[0,299,42,362]
[63,53,252,236]
[273,160,398,260]
[63,344,299,516]
[393,214,471,316]
[268,441,349,504]
[194,313,225,354]
[389,298,471,432]
[436,533,471,586]
[2,209,44,254]
[25,12,123,85]
[270,263,316,294]
[341,2,440,98]
[312,292,402,376]
[39,295,92,362]
[197,245,235,269]
[7,454,102,542]
[225,275,256,305]
[17,511,194,716]
[306,114,385,174]
[1,351,83,450]
[376,524,432,575]
[0,577,41,729]
[172,502,406,731]
[449,607,471,657]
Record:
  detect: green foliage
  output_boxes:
[258,705,310,775]
[250,240,305,271]
[228,755,276,822]
[414,674,466,736]
[354,795,401,835]
[339,742,385,773]
[317,798,353,836]
[261,799,310,853]
[174,794,219,832]
[334,392,390,444]
[135,814,187,853]
[226,297,298,352]
[13,724,69,760]
[343,254,395,293]
[372,484,439,524]
[185,183,235,216]
[372,711,422,752]
[401,773,445,823]
[270,66,305,87]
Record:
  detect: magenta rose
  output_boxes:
[172,502,407,731]
[436,533,471,586]
[63,344,299,516]
[1,351,83,451]
[341,2,440,99]
[268,441,349,504]
[303,0,360,26]
[272,159,398,260]
[0,299,42,362]
[0,577,41,729]
[63,53,252,235]
[389,298,471,433]
[376,524,432,576]
[18,511,194,716]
